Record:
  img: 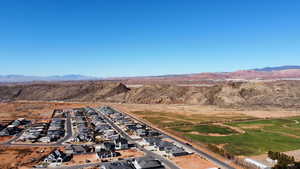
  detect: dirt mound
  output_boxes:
[1,81,300,108]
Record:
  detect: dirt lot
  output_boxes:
[171,154,218,169]
[0,101,93,120]
[64,149,144,166]
[110,103,300,119]
[117,148,144,158]
[65,153,99,165]
[0,136,13,143]
[1,101,299,120]
[0,146,55,169]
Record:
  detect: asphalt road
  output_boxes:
[96,108,180,169]
[112,107,236,169]
[56,112,72,145]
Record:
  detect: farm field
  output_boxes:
[179,117,300,156]
[132,111,300,156]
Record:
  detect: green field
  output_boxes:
[179,117,300,156]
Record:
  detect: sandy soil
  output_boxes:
[213,123,245,134]
[66,153,99,165]
[239,124,273,129]
[171,154,218,169]
[0,136,13,143]
[117,148,144,158]
[0,146,55,169]
[0,101,93,120]
[1,101,300,120]
[283,149,300,161]
[107,103,300,119]
[64,149,144,167]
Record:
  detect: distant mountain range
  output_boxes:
[0,74,99,83]
[252,65,300,72]
[1,65,300,83]
[110,65,300,84]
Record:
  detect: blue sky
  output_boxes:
[1,0,300,77]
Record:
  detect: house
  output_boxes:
[72,145,87,154]
[99,142,115,151]
[155,141,174,151]
[133,157,165,169]
[97,151,119,159]
[114,136,128,150]
[100,161,134,169]
[165,145,189,157]
[154,140,189,157]
[0,129,9,136]
[47,129,65,141]
[65,145,91,155]
[0,124,4,131]
[136,129,147,137]
[0,126,22,136]
[43,150,70,164]
[147,130,161,137]
[143,137,161,146]
[38,136,51,143]
[94,144,103,152]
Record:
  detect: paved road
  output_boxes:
[112,107,236,169]
[95,108,180,169]
[56,112,73,145]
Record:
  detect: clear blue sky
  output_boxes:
[1,0,300,77]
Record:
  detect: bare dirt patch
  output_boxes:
[117,148,144,158]
[240,124,273,129]
[65,153,99,166]
[171,154,218,169]
[0,136,13,143]
[1,101,299,122]
[213,123,245,134]
[0,146,54,169]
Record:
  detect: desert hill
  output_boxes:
[0,82,130,102]
[1,81,300,108]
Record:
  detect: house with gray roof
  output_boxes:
[100,161,134,169]
[133,157,165,169]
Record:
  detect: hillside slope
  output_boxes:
[0,82,130,102]
[1,81,300,108]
